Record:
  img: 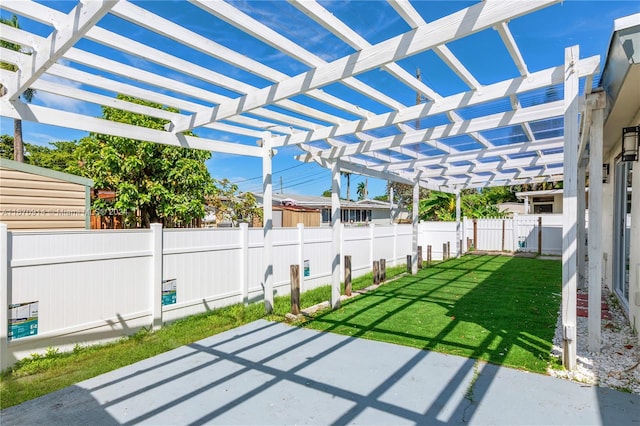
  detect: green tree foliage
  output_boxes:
[75,95,215,228]
[0,14,35,163]
[419,188,513,221]
[0,134,15,159]
[386,181,430,209]
[206,179,262,226]
[419,191,456,221]
[0,135,79,173]
[27,141,79,172]
[356,180,368,200]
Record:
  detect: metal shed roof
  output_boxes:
[0,0,600,191]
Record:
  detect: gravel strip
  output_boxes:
[548,287,640,394]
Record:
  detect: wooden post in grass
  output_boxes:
[344,255,352,296]
[501,220,506,252]
[380,258,386,281]
[417,246,423,269]
[427,245,432,267]
[443,243,448,261]
[373,260,380,284]
[406,255,412,274]
[447,241,451,260]
[538,216,543,255]
[473,219,478,251]
[290,265,300,315]
[467,237,471,251]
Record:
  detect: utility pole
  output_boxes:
[280,176,283,194]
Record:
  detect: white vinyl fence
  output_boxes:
[462,214,564,255]
[0,215,562,368]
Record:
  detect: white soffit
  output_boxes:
[0,0,600,190]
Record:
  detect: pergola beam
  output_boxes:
[274,56,598,147]
[415,153,564,178]
[298,137,564,172]
[454,173,564,190]
[389,0,481,90]
[169,0,559,133]
[432,166,564,187]
[4,0,116,101]
[298,101,564,160]
[0,99,262,156]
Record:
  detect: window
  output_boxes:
[534,204,553,213]
[322,209,331,223]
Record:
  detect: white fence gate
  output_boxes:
[462,214,563,255]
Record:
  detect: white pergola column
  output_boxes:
[331,160,342,309]
[411,179,420,274]
[562,45,580,370]
[455,190,461,257]
[577,163,587,290]
[524,196,530,214]
[262,135,274,313]
[588,94,605,352]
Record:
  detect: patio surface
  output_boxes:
[1,319,639,425]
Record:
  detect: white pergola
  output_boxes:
[0,0,604,370]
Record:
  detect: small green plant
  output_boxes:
[465,360,481,402]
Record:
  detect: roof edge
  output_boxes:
[0,158,94,187]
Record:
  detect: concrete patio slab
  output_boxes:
[2,320,639,425]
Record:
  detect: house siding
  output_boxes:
[0,164,91,230]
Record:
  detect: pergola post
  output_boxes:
[331,160,342,309]
[562,45,579,370]
[577,163,587,290]
[262,134,274,313]
[455,190,461,257]
[588,92,605,352]
[411,178,420,274]
[524,196,530,214]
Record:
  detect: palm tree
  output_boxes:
[341,171,351,200]
[356,179,368,200]
[1,14,36,163]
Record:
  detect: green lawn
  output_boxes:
[303,254,562,374]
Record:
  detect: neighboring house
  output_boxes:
[497,202,526,216]
[0,158,93,230]
[515,189,566,214]
[254,193,408,227]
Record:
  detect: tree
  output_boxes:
[27,141,79,172]
[356,179,368,200]
[321,189,332,197]
[341,171,351,200]
[419,188,511,221]
[419,191,456,221]
[386,181,430,209]
[207,179,262,226]
[0,135,79,173]
[0,135,14,160]
[0,15,36,163]
[75,95,215,228]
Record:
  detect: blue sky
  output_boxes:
[1,0,638,199]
